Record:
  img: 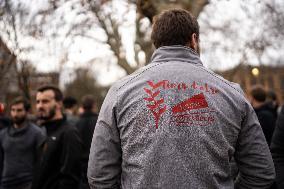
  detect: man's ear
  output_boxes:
[190,33,198,51]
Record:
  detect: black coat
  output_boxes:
[76,111,98,162]
[75,111,98,189]
[254,104,276,145]
[32,117,83,189]
[271,106,284,188]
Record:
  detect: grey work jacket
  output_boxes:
[88,46,275,189]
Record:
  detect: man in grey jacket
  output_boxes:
[88,9,275,189]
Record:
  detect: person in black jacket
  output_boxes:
[76,95,98,189]
[32,85,82,189]
[249,85,276,145]
[271,105,284,188]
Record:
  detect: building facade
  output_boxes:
[218,64,284,105]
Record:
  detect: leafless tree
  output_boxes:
[1,0,210,102]
[0,0,35,100]
[86,0,209,74]
[200,0,284,71]
[25,0,209,75]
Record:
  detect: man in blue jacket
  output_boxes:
[88,9,275,189]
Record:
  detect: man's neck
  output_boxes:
[13,122,25,129]
[46,112,63,123]
[253,101,265,109]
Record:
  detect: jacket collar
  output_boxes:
[150,45,202,65]
[41,115,66,135]
[8,121,30,136]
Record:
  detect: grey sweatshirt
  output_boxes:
[0,122,45,187]
[88,46,275,189]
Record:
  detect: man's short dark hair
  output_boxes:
[37,85,63,102]
[81,95,96,111]
[10,96,30,111]
[63,96,78,109]
[151,9,199,49]
[250,85,266,102]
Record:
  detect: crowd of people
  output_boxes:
[0,86,98,189]
[1,8,284,189]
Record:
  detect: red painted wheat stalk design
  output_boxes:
[144,81,167,129]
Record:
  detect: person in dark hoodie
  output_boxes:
[0,97,44,189]
[32,85,82,189]
[76,95,98,189]
[249,85,276,145]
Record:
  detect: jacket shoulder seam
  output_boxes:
[117,62,166,91]
[199,66,243,94]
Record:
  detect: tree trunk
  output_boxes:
[137,0,209,22]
